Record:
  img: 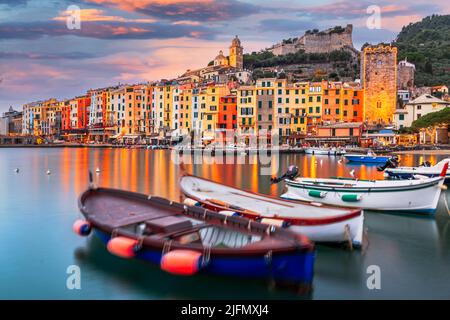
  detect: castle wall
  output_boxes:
[301,28,353,54]
[268,25,355,56]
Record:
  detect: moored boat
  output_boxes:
[180,175,365,247]
[344,151,390,164]
[75,184,315,292]
[305,147,346,156]
[280,162,448,213]
[385,158,450,183]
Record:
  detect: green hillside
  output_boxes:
[394,14,450,87]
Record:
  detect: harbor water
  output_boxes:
[1,148,449,299]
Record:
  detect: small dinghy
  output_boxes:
[344,150,390,164]
[280,162,448,214]
[385,158,450,183]
[75,183,315,292]
[180,174,364,247]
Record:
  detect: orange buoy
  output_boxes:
[160,250,203,276]
[73,219,92,236]
[107,237,139,258]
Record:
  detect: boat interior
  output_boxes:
[83,190,263,249]
[180,176,352,218]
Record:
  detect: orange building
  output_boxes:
[322,82,363,123]
[218,95,237,130]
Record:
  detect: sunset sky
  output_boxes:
[1,0,448,111]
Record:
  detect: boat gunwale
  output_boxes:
[180,174,361,212]
[286,176,443,193]
[78,187,314,256]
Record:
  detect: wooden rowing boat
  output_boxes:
[74,185,315,292]
[179,175,365,247]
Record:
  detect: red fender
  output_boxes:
[160,250,203,276]
[107,237,139,258]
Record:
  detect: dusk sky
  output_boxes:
[1,0,448,112]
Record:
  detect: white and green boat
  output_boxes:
[281,162,448,214]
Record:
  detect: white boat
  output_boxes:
[280,162,448,214]
[385,158,450,183]
[305,147,346,156]
[180,175,365,247]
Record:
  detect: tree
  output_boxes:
[411,107,450,143]
[424,60,433,74]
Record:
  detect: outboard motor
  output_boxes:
[377,156,399,172]
[420,161,432,167]
[271,165,299,184]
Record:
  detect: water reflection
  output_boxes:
[1,148,450,299]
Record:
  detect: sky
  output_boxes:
[0,0,448,112]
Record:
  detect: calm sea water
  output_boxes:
[0,148,449,299]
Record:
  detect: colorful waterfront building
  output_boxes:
[288,82,308,136]
[305,82,323,135]
[322,82,363,123]
[255,78,275,135]
[218,94,237,131]
[274,79,293,141]
[178,83,193,136]
[237,85,256,135]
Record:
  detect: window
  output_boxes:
[316,107,320,113]
[353,111,357,117]
[309,97,313,102]
[349,128,354,136]
[269,101,273,108]
[309,107,313,113]
[417,105,422,110]
[258,101,262,109]
[399,114,405,121]
[324,99,329,105]
[258,115,262,121]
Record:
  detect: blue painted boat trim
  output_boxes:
[94,230,315,286]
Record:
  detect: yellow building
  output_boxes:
[305,82,323,135]
[289,82,308,134]
[201,84,230,139]
[178,84,194,135]
[237,85,257,135]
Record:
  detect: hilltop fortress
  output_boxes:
[268,24,357,56]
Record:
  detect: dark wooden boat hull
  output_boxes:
[76,187,315,292]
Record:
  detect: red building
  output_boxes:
[76,95,91,129]
[218,95,237,130]
[61,101,71,132]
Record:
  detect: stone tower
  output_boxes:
[362,44,397,124]
[229,35,243,70]
[397,58,415,90]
